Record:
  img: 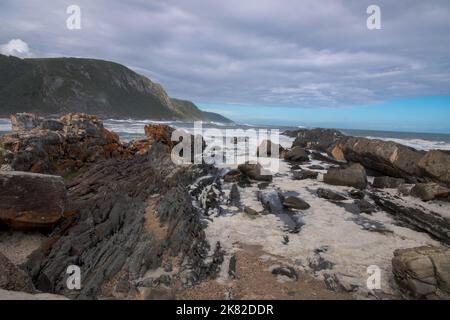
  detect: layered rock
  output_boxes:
[323,163,367,189]
[0,171,66,230]
[291,128,345,153]
[333,137,424,181]
[370,191,450,244]
[392,246,450,299]
[372,176,405,189]
[418,150,450,186]
[410,183,450,201]
[0,113,126,174]
[23,144,224,299]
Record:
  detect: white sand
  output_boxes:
[0,231,46,265]
[204,157,444,298]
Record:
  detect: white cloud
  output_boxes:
[0,38,32,58]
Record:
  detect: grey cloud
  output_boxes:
[0,0,449,108]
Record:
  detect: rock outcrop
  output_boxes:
[323,163,367,189]
[0,171,66,230]
[238,162,272,182]
[372,176,405,189]
[410,183,450,201]
[284,146,309,162]
[418,150,450,186]
[334,137,424,181]
[370,191,450,244]
[392,246,450,299]
[23,144,224,299]
[0,113,125,174]
[291,128,345,153]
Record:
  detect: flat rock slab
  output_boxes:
[0,171,66,230]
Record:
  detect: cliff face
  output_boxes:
[0,54,232,122]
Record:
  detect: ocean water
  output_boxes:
[1,118,449,151]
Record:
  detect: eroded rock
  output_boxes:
[323,163,367,189]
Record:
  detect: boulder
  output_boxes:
[0,252,35,293]
[323,163,367,189]
[316,188,347,201]
[256,139,284,157]
[335,137,424,180]
[292,128,345,152]
[0,171,66,229]
[410,182,450,201]
[223,169,241,183]
[373,176,405,189]
[418,150,450,186]
[271,266,298,280]
[292,169,318,180]
[392,246,450,299]
[283,196,310,210]
[284,146,309,162]
[238,162,272,182]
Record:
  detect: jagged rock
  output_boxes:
[392,246,450,299]
[0,113,126,174]
[10,113,42,131]
[334,137,424,180]
[0,252,35,293]
[371,191,450,244]
[0,171,66,230]
[144,124,175,148]
[227,184,241,207]
[271,266,298,280]
[410,183,450,201]
[317,188,347,201]
[238,162,272,182]
[373,176,405,189]
[291,128,345,153]
[418,150,450,186]
[228,255,237,279]
[307,165,325,170]
[256,139,284,157]
[23,146,224,299]
[323,164,367,189]
[354,199,376,214]
[283,196,310,210]
[292,169,318,180]
[348,189,365,199]
[284,146,309,162]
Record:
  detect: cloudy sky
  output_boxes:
[1,0,450,132]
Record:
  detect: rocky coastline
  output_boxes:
[1,113,449,300]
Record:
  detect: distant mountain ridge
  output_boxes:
[0,54,232,123]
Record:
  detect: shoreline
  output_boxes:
[0,113,449,300]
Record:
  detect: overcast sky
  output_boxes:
[1,0,450,130]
